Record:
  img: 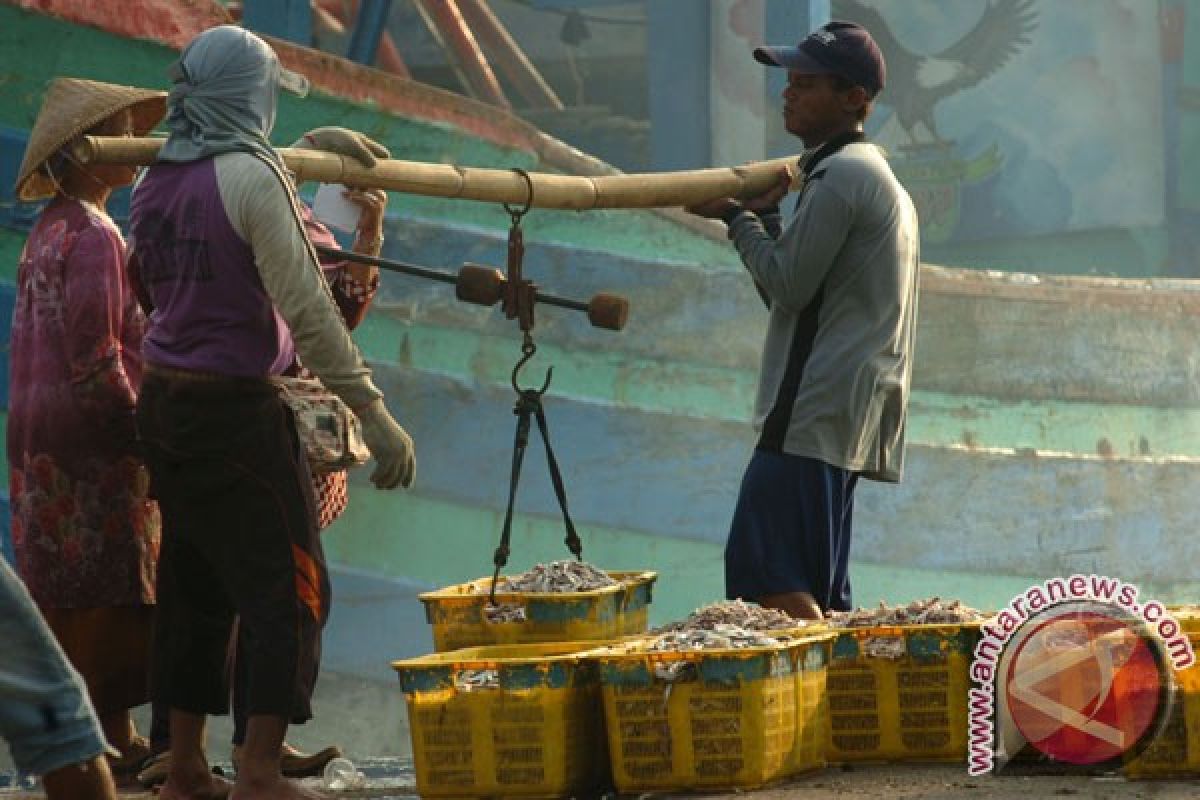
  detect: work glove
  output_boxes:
[293,126,391,168]
[356,398,416,489]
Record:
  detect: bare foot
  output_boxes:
[230,775,328,800]
[158,772,233,800]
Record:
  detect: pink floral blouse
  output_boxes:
[7,196,161,608]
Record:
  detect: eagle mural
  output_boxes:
[833,0,1038,147]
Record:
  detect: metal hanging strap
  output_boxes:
[488,178,583,604]
[489,335,584,605]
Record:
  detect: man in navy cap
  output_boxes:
[688,21,920,620]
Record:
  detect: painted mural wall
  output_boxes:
[848,0,1162,243]
[712,0,1197,277]
[710,0,769,169]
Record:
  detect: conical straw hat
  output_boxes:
[15,77,166,201]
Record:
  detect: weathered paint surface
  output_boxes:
[917,268,1200,406]
[6,0,536,152]
[7,198,1200,606]
[363,214,1200,417]
[0,231,21,284]
[8,0,229,49]
[319,485,1056,626]
[349,357,1200,591]
[0,2,735,266]
[362,310,1200,458]
[3,1,1199,631]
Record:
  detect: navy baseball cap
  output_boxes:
[754,21,886,97]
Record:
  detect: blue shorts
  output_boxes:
[0,558,110,776]
[724,449,858,612]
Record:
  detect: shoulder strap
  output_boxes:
[800,130,866,179]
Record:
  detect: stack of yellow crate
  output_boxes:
[594,632,834,793]
[393,642,611,798]
[824,623,981,763]
[394,569,656,798]
[1123,606,1200,778]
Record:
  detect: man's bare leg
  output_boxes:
[158,709,231,800]
[42,755,117,800]
[759,591,825,620]
[231,715,326,800]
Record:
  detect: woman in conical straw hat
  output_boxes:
[9,77,166,781]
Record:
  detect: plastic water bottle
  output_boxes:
[322,757,365,790]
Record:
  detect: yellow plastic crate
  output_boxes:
[1124,608,1200,778]
[596,633,831,792]
[392,642,609,798]
[825,623,980,763]
[420,570,656,652]
[789,633,833,775]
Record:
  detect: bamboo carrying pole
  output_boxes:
[73,136,800,210]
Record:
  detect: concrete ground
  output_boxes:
[4,763,1200,798]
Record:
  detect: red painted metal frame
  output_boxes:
[457,0,563,111]
[412,0,510,109]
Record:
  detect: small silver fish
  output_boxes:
[455,669,500,690]
[655,599,802,634]
[827,597,983,628]
[484,603,527,623]
[481,560,620,594]
[648,625,777,652]
[861,635,908,660]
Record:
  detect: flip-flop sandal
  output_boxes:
[108,735,152,775]
[231,742,343,779]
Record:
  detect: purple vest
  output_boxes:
[130,159,294,376]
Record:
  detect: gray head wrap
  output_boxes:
[158,25,284,169]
